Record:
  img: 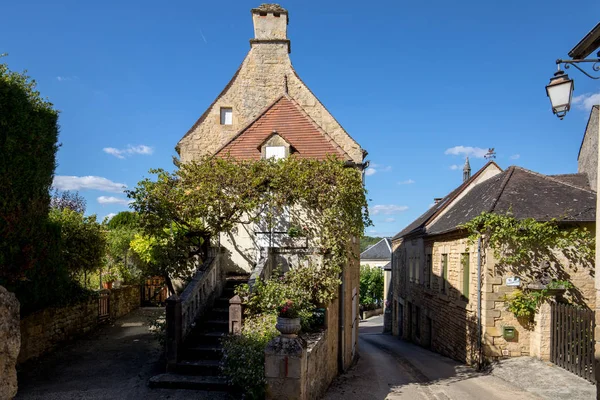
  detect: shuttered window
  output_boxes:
[462,253,470,300]
[441,254,448,294]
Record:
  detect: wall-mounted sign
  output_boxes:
[506,277,521,287]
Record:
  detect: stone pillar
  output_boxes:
[0,285,20,399]
[165,296,181,372]
[229,295,243,334]
[530,301,552,361]
[265,336,307,400]
[595,104,600,400]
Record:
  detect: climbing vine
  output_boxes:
[460,212,594,319]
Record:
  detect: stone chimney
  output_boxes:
[251,4,290,52]
[463,157,471,182]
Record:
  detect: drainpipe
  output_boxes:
[477,235,483,370]
[338,270,345,373]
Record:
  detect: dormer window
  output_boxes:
[220,107,232,125]
[265,146,286,160]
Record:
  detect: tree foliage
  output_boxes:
[359,265,384,308]
[0,58,59,284]
[50,190,87,214]
[106,211,139,230]
[360,236,382,252]
[128,156,371,290]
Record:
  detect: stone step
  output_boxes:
[176,359,221,376]
[148,373,229,391]
[184,344,223,360]
[187,331,226,345]
[214,297,232,308]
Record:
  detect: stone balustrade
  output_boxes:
[166,248,224,370]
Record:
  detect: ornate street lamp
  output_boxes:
[546,69,574,119]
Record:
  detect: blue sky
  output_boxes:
[2,0,600,237]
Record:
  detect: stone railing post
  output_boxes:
[265,336,307,400]
[229,295,243,334]
[166,296,182,371]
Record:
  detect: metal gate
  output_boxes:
[550,302,595,382]
[98,291,110,321]
[143,276,168,306]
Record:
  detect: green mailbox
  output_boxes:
[503,326,516,341]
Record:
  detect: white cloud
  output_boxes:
[398,179,415,185]
[445,146,488,159]
[510,154,520,160]
[365,163,392,176]
[365,168,377,176]
[573,92,600,111]
[370,204,409,215]
[56,76,78,82]
[384,217,395,223]
[97,196,130,205]
[449,164,461,170]
[53,176,127,193]
[103,144,154,159]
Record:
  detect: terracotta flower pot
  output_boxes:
[276,317,301,337]
[102,281,113,290]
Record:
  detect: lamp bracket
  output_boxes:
[556,58,600,80]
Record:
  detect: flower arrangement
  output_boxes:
[278,299,300,319]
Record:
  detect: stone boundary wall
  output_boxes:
[18,285,141,364]
[305,328,337,400]
[364,308,383,319]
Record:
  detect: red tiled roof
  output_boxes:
[215,96,350,160]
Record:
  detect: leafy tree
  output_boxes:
[106,211,139,230]
[0,58,59,284]
[359,265,384,309]
[50,190,87,214]
[48,208,106,278]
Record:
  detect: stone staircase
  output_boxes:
[149,275,248,392]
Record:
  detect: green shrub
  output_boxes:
[221,313,278,399]
[360,265,384,309]
[0,59,59,284]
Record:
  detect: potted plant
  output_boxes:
[276,299,301,337]
[101,266,120,290]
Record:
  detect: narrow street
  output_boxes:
[324,315,594,400]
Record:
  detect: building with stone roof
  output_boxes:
[388,161,596,365]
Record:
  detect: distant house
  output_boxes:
[389,161,596,365]
[360,238,392,312]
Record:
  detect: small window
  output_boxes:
[415,306,421,338]
[462,253,470,300]
[426,253,432,289]
[441,254,448,294]
[265,146,286,160]
[220,107,232,125]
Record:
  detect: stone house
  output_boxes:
[176,4,365,374]
[389,161,596,364]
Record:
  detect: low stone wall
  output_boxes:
[364,308,383,319]
[0,285,20,400]
[305,329,337,400]
[18,286,141,364]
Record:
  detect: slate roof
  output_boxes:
[548,173,590,190]
[214,95,351,161]
[391,161,501,240]
[426,166,596,236]
[360,238,392,261]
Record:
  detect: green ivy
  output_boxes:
[503,280,573,321]
[360,265,384,309]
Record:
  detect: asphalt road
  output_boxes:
[324,315,593,400]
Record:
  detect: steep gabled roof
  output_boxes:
[214,95,351,160]
[426,166,596,236]
[360,238,392,261]
[392,161,502,240]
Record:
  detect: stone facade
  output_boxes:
[578,105,599,192]
[176,7,363,165]
[391,231,596,365]
[0,285,20,400]
[18,285,141,364]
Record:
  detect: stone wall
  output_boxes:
[578,105,598,192]
[305,327,337,400]
[0,285,20,399]
[18,286,141,364]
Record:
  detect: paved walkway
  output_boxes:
[16,307,230,400]
[324,315,595,400]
